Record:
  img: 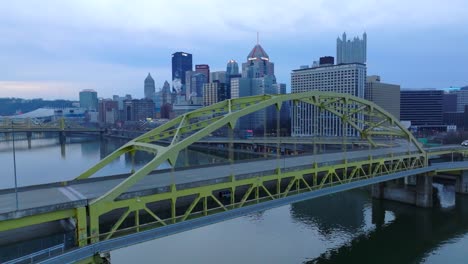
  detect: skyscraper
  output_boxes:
[98,99,118,124]
[144,73,155,99]
[336,32,367,64]
[242,44,275,78]
[400,90,443,127]
[203,81,227,106]
[124,99,155,121]
[233,42,283,132]
[189,73,207,104]
[291,63,367,137]
[225,60,238,100]
[79,89,98,111]
[160,80,172,119]
[454,87,468,112]
[210,71,227,84]
[195,64,210,83]
[184,71,194,101]
[365,75,400,120]
[171,52,193,88]
[161,80,171,105]
[226,59,239,76]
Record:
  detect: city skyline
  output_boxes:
[1,0,467,100]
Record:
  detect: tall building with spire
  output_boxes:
[336,32,367,64]
[242,43,275,79]
[144,73,155,99]
[232,39,285,132]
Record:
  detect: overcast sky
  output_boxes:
[1,0,467,100]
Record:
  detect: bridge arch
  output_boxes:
[75,91,424,205]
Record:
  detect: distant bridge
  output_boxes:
[0,117,103,133]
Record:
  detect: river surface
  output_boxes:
[1,136,468,263]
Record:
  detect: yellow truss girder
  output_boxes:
[74,92,424,209]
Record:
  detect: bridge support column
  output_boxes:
[416,174,433,208]
[75,207,88,247]
[59,131,66,144]
[372,175,433,208]
[371,200,385,228]
[456,170,468,194]
[26,131,32,149]
[371,183,385,199]
[61,142,66,158]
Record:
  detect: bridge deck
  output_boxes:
[41,160,468,264]
[0,145,419,221]
[0,144,465,221]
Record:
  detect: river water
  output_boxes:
[1,136,468,263]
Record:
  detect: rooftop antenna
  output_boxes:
[257,32,259,45]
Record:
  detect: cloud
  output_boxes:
[3,0,467,37]
[0,81,80,99]
[0,0,467,100]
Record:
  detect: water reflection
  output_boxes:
[0,137,231,189]
[290,190,369,238]
[303,195,468,264]
[100,138,127,159]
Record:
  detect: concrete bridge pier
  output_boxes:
[456,170,468,194]
[371,173,433,208]
[415,174,433,208]
[371,182,385,199]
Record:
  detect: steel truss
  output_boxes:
[78,153,425,244]
[69,91,426,244]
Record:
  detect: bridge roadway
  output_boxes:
[0,144,464,221]
[42,160,468,264]
[195,136,387,145]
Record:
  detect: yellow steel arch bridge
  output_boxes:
[1,91,468,263]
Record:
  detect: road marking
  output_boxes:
[66,187,86,200]
[58,187,79,201]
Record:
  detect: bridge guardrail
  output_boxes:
[5,244,64,264]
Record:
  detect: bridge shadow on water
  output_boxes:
[295,191,468,264]
[291,189,369,238]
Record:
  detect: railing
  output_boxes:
[4,244,65,264]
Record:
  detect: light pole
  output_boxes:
[11,121,19,210]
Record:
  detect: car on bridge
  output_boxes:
[461,140,468,146]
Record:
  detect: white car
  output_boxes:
[461,140,468,146]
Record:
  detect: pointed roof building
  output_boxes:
[161,80,172,105]
[144,73,155,99]
[242,42,275,78]
[247,44,269,60]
